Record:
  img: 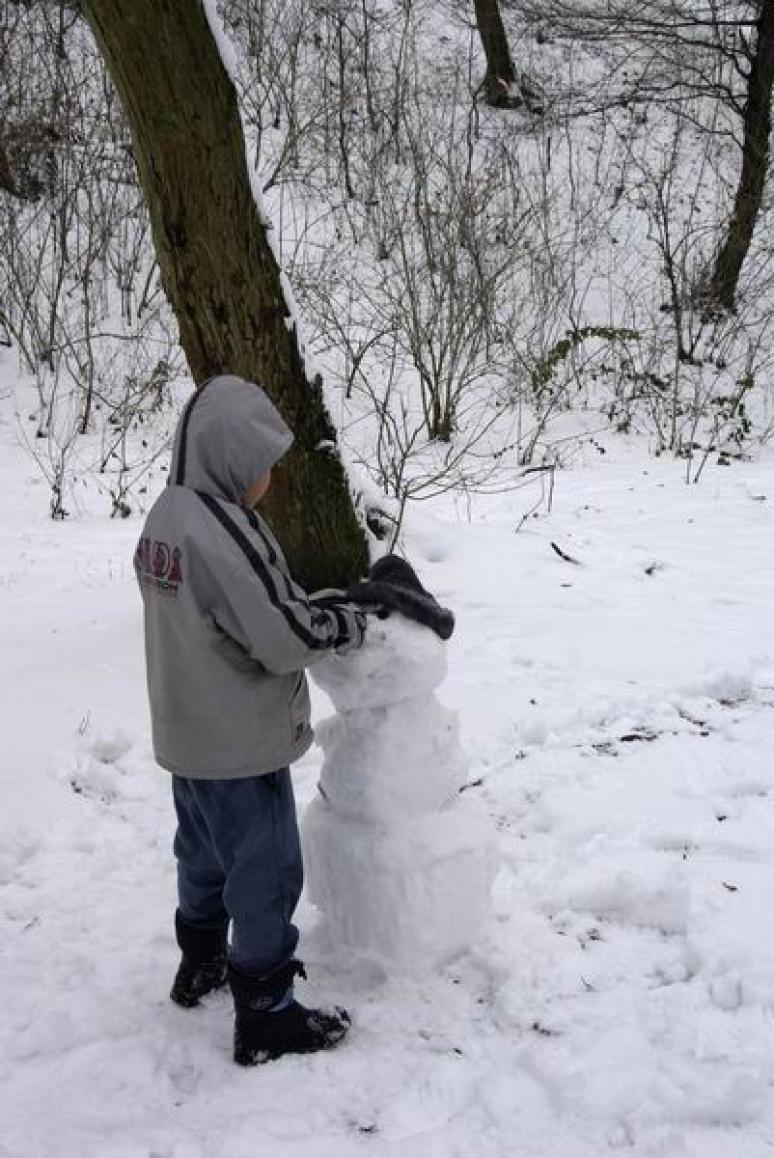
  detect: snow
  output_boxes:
[3,353,774,1155]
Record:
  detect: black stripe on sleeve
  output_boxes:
[243,507,281,569]
[243,506,332,626]
[196,492,334,651]
[175,382,209,485]
[331,606,349,649]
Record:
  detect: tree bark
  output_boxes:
[473,0,519,107]
[706,0,774,311]
[81,0,369,590]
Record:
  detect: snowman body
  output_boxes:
[303,617,494,969]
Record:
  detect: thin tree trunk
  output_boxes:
[81,0,368,590]
[707,0,774,311]
[473,0,518,107]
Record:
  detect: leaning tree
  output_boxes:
[517,0,774,311]
[81,0,369,590]
[706,0,774,311]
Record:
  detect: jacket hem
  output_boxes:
[155,728,314,781]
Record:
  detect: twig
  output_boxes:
[550,540,581,565]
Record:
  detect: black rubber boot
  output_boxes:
[170,910,228,1009]
[229,960,351,1065]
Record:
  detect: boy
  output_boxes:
[135,374,367,1065]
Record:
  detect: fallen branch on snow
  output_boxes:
[550,540,581,565]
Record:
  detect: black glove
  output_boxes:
[345,555,455,640]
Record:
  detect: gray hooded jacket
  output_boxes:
[135,375,365,780]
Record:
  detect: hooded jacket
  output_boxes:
[135,375,365,780]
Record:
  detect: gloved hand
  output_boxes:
[310,588,386,645]
[332,603,368,654]
[344,555,454,640]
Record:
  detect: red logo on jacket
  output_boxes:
[135,537,183,596]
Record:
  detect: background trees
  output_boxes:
[2,0,774,536]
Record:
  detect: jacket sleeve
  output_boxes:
[209,548,366,675]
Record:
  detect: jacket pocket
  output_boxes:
[288,673,311,745]
[208,615,259,673]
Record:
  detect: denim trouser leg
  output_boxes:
[172,770,303,976]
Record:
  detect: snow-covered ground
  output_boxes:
[2,358,774,1157]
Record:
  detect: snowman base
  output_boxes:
[304,795,493,969]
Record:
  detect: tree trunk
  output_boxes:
[81,0,369,590]
[706,0,774,312]
[473,0,519,108]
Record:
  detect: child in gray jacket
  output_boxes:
[135,375,366,1064]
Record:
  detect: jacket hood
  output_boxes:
[169,375,293,502]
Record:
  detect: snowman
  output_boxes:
[303,559,495,971]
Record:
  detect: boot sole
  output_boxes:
[170,975,228,1009]
[234,1024,350,1065]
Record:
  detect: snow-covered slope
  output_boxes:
[2,356,774,1157]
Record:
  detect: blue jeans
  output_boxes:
[172,769,303,976]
